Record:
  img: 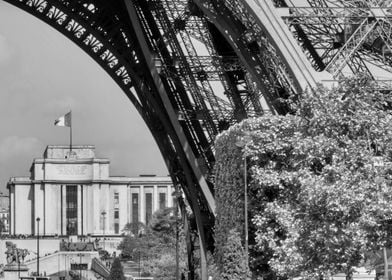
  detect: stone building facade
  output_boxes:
[7,145,173,236]
[0,192,9,233]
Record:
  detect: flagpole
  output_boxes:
[70,124,72,152]
[384,247,388,280]
[70,111,72,153]
[54,112,72,153]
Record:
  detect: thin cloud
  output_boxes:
[42,96,78,117]
[0,136,42,161]
[0,4,168,190]
[0,136,44,185]
[0,34,13,64]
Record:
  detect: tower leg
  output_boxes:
[189,201,209,280]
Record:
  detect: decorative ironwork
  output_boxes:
[4,0,392,278]
[282,0,392,79]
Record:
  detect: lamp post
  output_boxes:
[17,249,20,279]
[36,217,40,276]
[133,248,142,277]
[235,135,252,277]
[77,253,84,280]
[373,156,389,280]
[173,186,182,280]
[101,211,107,250]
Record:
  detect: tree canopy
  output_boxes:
[214,76,392,279]
[219,229,248,280]
[118,207,187,280]
[107,257,125,280]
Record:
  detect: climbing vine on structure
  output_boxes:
[214,75,392,279]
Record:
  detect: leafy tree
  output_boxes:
[219,229,248,280]
[122,221,146,236]
[118,207,187,280]
[107,257,125,280]
[150,207,177,236]
[214,75,392,279]
[117,234,143,260]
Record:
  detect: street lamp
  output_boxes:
[17,249,20,279]
[77,253,84,280]
[36,217,40,276]
[101,211,107,250]
[173,186,182,280]
[138,249,141,277]
[373,156,389,280]
[235,135,252,275]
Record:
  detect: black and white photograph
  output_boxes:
[1,1,392,280]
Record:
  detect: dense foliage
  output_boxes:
[107,257,125,280]
[214,76,392,279]
[219,229,248,280]
[118,207,187,280]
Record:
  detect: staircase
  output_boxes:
[122,260,141,278]
[91,257,110,279]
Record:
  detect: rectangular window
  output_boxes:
[114,192,119,207]
[132,193,139,234]
[159,193,167,210]
[114,223,119,234]
[66,185,78,236]
[114,210,119,219]
[145,193,153,225]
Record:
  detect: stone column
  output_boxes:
[10,186,15,235]
[62,185,67,236]
[77,185,82,236]
[127,186,131,224]
[153,185,159,213]
[103,184,110,235]
[85,185,93,235]
[140,185,145,225]
[92,184,100,235]
[34,184,44,236]
[167,185,173,208]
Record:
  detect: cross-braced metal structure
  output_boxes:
[3,0,392,278]
[279,0,392,82]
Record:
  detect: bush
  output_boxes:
[214,76,392,279]
[219,229,248,280]
[107,257,125,280]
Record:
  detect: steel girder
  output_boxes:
[280,0,392,82]
[5,0,392,279]
[2,0,216,278]
[1,0,215,212]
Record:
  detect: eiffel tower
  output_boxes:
[3,0,392,278]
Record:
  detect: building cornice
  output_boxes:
[7,178,172,186]
[33,158,110,164]
[46,145,95,149]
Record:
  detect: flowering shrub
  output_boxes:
[219,229,248,280]
[214,76,392,279]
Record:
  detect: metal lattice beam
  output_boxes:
[5,0,392,279]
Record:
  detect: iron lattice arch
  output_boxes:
[4,0,392,279]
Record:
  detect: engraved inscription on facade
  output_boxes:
[45,164,93,180]
[56,165,88,176]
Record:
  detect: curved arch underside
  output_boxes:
[3,0,392,278]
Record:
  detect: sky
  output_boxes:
[0,2,168,192]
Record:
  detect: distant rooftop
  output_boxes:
[44,145,95,159]
[7,145,171,186]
